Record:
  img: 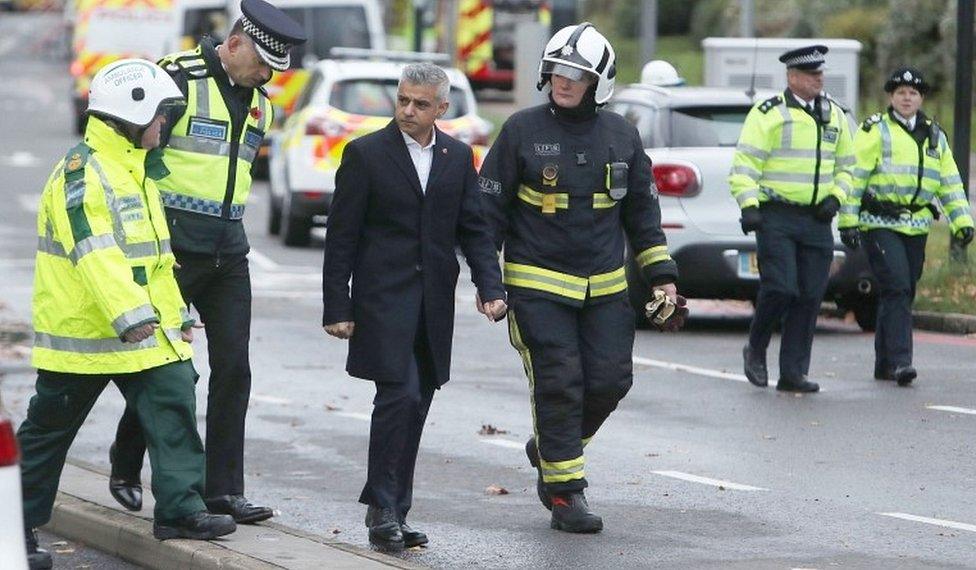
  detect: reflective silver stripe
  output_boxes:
[763,171,816,184]
[840,204,859,214]
[915,190,935,203]
[949,207,971,221]
[770,148,826,160]
[72,234,117,264]
[35,331,158,353]
[167,135,233,157]
[256,95,269,132]
[941,174,963,186]
[941,190,967,204]
[164,328,183,342]
[37,235,67,257]
[852,167,873,179]
[159,238,172,255]
[736,143,768,160]
[123,241,158,258]
[879,121,892,164]
[111,304,157,336]
[836,155,856,167]
[195,77,210,119]
[88,157,128,247]
[734,189,760,206]
[239,144,258,163]
[777,105,793,148]
[835,178,852,194]
[730,165,761,180]
[880,165,942,180]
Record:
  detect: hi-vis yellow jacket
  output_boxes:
[32,117,193,374]
[730,91,855,210]
[839,109,974,236]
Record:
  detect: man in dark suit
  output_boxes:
[322,63,506,551]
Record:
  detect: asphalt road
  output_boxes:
[2,14,976,570]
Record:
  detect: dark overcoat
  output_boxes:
[322,120,505,386]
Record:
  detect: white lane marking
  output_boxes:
[479,438,524,450]
[878,512,976,533]
[926,405,976,416]
[334,411,372,422]
[248,248,281,271]
[251,394,293,405]
[651,470,767,491]
[1,151,41,167]
[633,356,749,383]
[18,194,39,214]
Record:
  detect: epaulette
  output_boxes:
[825,94,850,114]
[160,51,210,79]
[63,143,91,182]
[757,95,783,114]
[861,113,883,132]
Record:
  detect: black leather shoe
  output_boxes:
[743,344,768,387]
[525,437,551,510]
[550,491,603,533]
[776,376,820,393]
[874,364,894,381]
[894,365,917,386]
[26,528,53,570]
[365,507,404,551]
[108,443,142,512]
[153,511,236,540]
[205,495,274,524]
[400,521,429,548]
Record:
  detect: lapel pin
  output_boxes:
[442,148,448,154]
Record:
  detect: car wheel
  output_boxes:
[281,193,311,247]
[852,297,877,332]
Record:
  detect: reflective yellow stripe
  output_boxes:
[582,436,593,447]
[517,185,569,209]
[593,193,615,209]
[504,262,588,300]
[588,267,627,297]
[508,311,540,450]
[637,245,672,267]
[540,455,585,483]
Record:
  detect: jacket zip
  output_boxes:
[810,108,823,206]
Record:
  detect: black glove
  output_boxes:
[956,226,975,246]
[739,207,762,235]
[840,228,860,250]
[814,196,841,222]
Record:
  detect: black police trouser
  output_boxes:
[18,361,206,528]
[749,204,834,380]
[359,322,436,520]
[114,252,252,498]
[507,293,635,494]
[862,229,926,371]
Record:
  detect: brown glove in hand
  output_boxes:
[645,291,689,332]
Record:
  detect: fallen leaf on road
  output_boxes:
[645,453,660,458]
[325,404,340,411]
[478,424,508,435]
[485,485,509,495]
[50,542,68,547]
[331,529,341,534]
[718,485,726,491]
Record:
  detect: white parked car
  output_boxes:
[267,49,492,246]
[0,384,28,570]
[608,84,878,330]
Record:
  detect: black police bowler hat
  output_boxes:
[239,0,307,71]
[778,45,829,72]
[884,66,930,94]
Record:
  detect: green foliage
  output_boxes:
[690,0,729,42]
[915,222,976,315]
[822,6,889,100]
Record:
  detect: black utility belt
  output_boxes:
[862,197,938,219]
[759,201,816,215]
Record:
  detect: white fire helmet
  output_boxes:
[87,59,184,128]
[641,60,686,87]
[537,22,616,105]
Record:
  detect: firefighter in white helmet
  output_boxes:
[479,23,687,533]
[19,58,236,569]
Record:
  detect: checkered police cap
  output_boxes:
[239,0,306,71]
[779,45,829,72]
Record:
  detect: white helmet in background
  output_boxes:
[87,58,184,127]
[537,22,616,105]
[641,60,685,87]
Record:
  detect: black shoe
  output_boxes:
[365,506,404,551]
[776,376,820,393]
[400,521,429,548]
[743,344,768,387]
[26,528,53,570]
[108,443,143,512]
[525,437,551,510]
[894,365,917,386]
[874,365,895,381]
[153,511,236,540]
[550,491,603,533]
[205,495,273,524]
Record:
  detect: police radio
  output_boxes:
[606,146,628,200]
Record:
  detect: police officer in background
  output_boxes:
[730,45,855,393]
[19,60,236,569]
[838,67,974,386]
[479,23,686,534]
[108,0,306,523]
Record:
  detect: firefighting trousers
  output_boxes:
[507,293,635,494]
[18,360,206,528]
[862,229,926,371]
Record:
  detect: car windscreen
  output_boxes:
[328,79,469,119]
[281,6,370,68]
[669,106,750,147]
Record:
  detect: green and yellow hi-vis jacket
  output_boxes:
[839,109,974,236]
[32,117,194,374]
[729,90,855,210]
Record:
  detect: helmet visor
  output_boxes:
[543,62,591,83]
